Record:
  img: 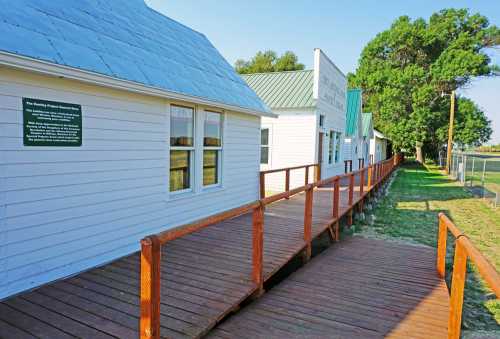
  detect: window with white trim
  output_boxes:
[328,130,334,165]
[334,132,342,163]
[203,111,223,186]
[261,128,270,164]
[170,105,195,192]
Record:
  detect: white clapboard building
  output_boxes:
[370,129,390,163]
[243,49,347,191]
[0,0,273,299]
[343,89,365,171]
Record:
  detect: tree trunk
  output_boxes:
[415,141,424,163]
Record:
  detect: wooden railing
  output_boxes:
[259,163,320,199]
[437,213,500,339]
[140,154,402,338]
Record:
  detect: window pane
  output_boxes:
[203,150,219,186]
[170,150,190,191]
[335,132,341,163]
[328,130,334,164]
[204,111,222,147]
[261,129,269,146]
[261,146,269,164]
[170,105,194,147]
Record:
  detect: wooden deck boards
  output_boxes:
[0,181,366,339]
[208,236,450,339]
[1,170,440,339]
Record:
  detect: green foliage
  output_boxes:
[349,8,499,158]
[235,50,305,74]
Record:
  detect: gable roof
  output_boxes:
[362,113,373,138]
[242,70,315,109]
[345,89,362,136]
[0,0,270,115]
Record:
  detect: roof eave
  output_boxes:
[0,51,276,118]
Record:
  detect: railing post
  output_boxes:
[140,236,161,339]
[285,169,290,199]
[259,172,265,199]
[437,214,447,279]
[303,185,313,261]
[344,160,348,174]
[348,173,354,226]
[349,160,352,172]
[367,165,372,189]
[305,165,309,185]
[252,203,264,294]
[315,164,321,181]
[448,239,468,339]
[360,168,365,196]
[333,177,340,241]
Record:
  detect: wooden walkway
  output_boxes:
[0,181,370,338]
[208,236,450,339]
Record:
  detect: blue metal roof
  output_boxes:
[0,0,270,114]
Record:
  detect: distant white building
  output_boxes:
[343,89,364,171]
[243,49,347,191]
[361,113,374,165]
[370,129,390,163]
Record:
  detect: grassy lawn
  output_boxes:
[355,161,499,331]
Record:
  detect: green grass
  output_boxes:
[356,162,500,331]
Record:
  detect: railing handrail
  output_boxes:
[437,213,500,339]
[260,163,319,175]
[140,154,402,338]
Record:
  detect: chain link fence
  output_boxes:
[448,152,500,207]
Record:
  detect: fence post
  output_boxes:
[303,185,313,261]
[305,165,309,185]
[360,168,365,196]
[482,159,486,198]
[259,172,265,199]
[349,160,352,172]
[333,177,340,241]
[348,173,354,226]
[470,157,475,187]
[344,160,348,174]
[448,239,468,339]
[140,236,161,339]
[252,203,264,294]
[285,169,290,199]
[315,164,321,182]
[436,215,447,279]
[367,165,372,189]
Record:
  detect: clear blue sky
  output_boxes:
[145,0,500,144]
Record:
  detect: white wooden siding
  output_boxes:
[0,68,260,299]
[260,110,316,192]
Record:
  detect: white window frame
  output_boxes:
[202,109,224,189]
[169,104,196,195]
[334,132,342,164]
[260,127,270,165]
[328,130,334,165]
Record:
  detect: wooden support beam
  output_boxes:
[252,203,264,294]
[259,172,265,199]
[436,215,447,279]
[333,177,340,241]
[140,236,161,339]
[448,239,467,339]
[303,185,313,261]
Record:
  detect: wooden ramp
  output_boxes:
[208,236,450,339]
[0,182,369,339]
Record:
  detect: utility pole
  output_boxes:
[446,90,455,174]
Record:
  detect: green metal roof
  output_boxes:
[362,112,373,138]
[345,89,362,136]
[241,70,315,109]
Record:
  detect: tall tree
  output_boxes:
[235,50,305,74]
[348,9,499,161]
